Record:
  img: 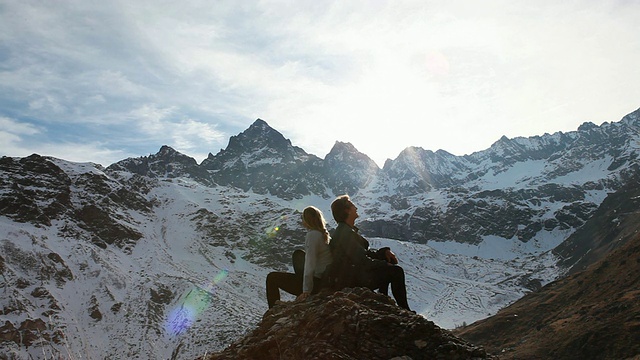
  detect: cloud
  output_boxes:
[129,104,226,160]
[0,116,41,136]
[1,0,639,167]
[243,0,640,163]
[0,116,43,157]
[0,116,129,166]
[171,118,226,156]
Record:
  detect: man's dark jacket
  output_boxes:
[329,222,389,288]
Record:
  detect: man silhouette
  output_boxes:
[329,195,410,310]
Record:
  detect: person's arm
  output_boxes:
[384,248,398,264]
[356,234,396,263]
[372,247,397,264]
[301,230,321,293]
[344,230,387,270]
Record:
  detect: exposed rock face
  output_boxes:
[0,154,150,251]
[0,154,72,226]
[0,318,64,348]
[202,288,490,360]
[553,169,640,272]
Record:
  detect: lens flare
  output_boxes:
[265,215,287,238]
[165,269,229,336]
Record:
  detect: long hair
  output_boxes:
[302,206,330,244]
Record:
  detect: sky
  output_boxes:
[1,0,639,168]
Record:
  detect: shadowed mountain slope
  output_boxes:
[553,170,640,274]
[455,233,640,360]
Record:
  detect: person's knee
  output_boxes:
[292,250,305,275]
[266,272,278,286]
[292,250,305,264]
[390,265,405,281]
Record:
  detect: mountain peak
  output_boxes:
[381,146,467,194]
[329,140,357,152]
[158,144,176,153]
[203,119,310,168]
[323,141,380,196]
[151,145,196,164]
[243,118,283,139]
[204,287,489,360]
[226,119,291,154]
[106,145,207,181]
[199,119,319,197]
[155,145,188,159]
[250,118,269,128]
[326,141,379,170]
[326,141,376,166]
[577,121,598,132]
[621,107,640,125]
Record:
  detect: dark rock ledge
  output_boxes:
[201,287,491,360]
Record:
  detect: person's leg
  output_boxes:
[370,266,410,310]
[266,272,303,308]
[266,272,281,308]
[387,266,410,310]
[311,276,326,294]
[378,281,390,296]
[368,268,387,292]
[292,250,305,276]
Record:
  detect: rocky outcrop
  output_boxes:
[202,288,490,360]
[0,318,64,348]
[0,154,72,226]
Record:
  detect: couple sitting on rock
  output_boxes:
[266,194,411,310]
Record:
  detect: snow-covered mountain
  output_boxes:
[1,108,639,359]
[454,172,640,360]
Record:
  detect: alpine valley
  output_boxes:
[1,108,639,359]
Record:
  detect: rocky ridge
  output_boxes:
[109,109,640,246]
[203,287,491,360]
[1,108,640,358]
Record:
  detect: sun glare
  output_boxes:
[165,269,229,336]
